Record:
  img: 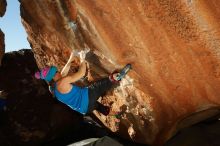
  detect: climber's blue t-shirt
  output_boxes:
[54,84,89,115]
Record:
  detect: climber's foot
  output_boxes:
[109,64,132,83]
[117,64,132,81]
[109,72,120,83]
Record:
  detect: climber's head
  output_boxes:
[34,66,58,82]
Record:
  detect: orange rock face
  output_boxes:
[20,0,220,145]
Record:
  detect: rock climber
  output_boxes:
[34,50,125,116]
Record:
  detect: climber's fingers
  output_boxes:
[86,61,90,68]
[78,48,90,62]
[69,50,79,62]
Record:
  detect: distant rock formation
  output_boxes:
[0,0,6,66]
[0,29,4,66]
[19,0,220,145]
[0,0,6,17]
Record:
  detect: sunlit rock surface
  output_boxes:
[20,0,220,145]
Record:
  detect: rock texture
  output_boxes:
[19,0,220,145]
[0,0,6,66]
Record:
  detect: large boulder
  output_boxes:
[19,0,220,145]
[165,114,220,146]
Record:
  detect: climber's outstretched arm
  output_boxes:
[61,51,77,77]
[61,61,87,84]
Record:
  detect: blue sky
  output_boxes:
[0,0,30,52]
